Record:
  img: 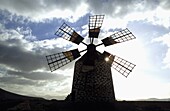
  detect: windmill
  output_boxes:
[46,15,136,102]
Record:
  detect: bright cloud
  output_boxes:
[152,32,170,69]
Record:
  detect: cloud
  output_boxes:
[87,0,170,29]
[0,76,40,86]
[0,42,47,72]
[0,0,87,22]
[88,0,146,16]
[88,0,170,17]
[152,32,170,69]
[160,0,170,9]
[1,0,170,29]
[0,25,40,71]
[7,70,68,81]
[0,22,75,99]
[0,22,75,71]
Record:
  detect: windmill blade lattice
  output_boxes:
[46,49,81,72]
[103,51,136,77]
[89,15,104,38]
[55,23,84,45]
[101,28,136,46]
[112,56,136,77]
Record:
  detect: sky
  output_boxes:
[0,0,170,100]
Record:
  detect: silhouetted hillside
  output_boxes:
[0,88,43,101]
[0,88,47,111]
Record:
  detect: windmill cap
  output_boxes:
[87,44,96,52]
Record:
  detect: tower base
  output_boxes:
[70,51,115,102]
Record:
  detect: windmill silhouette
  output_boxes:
[46,15,136,102]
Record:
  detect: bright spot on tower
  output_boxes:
[105,57,109,62]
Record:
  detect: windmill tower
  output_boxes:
[46,15,136,102]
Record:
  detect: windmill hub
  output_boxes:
[83,44,98,66]
[87,44,96,52]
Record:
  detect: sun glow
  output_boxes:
[105,57,109,62]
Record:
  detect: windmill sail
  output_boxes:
[55,23,84,45]
[89,15,104,38]
[103,51,136,77]
[46,49,81,72]
[101,28,136,46]
[112,55,136,77]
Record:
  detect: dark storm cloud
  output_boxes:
[0,69,69,87]
[0,24,67,72]
[0,36,69,87]
[0,37,71,72]
[0,43,46,72]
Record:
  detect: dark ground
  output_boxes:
[1,99,170,111]
[0,88,170,111]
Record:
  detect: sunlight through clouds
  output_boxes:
[114,71,170,100]
[152,32,170,69]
